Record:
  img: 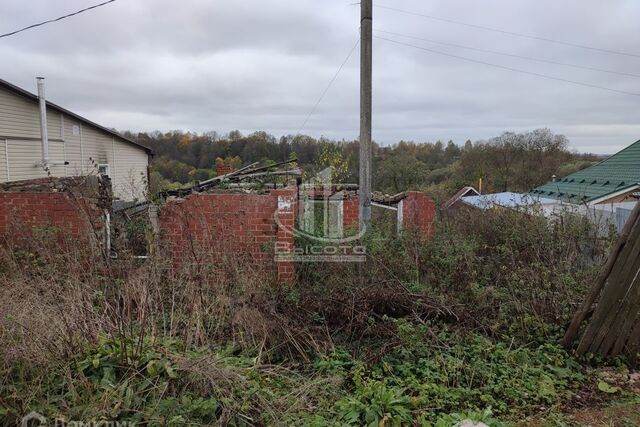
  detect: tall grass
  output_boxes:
[0,206,613,424]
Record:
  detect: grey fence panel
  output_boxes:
[617,207,633,233]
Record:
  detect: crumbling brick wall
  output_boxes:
[398,191,436,238]
[305,191,436,239]
[272,188,297,283]
[158,187,297,283]
[216,163,233,176]
[343,193,436,239]
[343,196,360,231]
[0,176,111,245]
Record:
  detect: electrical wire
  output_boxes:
[0,0,118,39]
[375,29,640,79]
[296,38,360,135]
[374,4,640,59]
[374,35,640,97]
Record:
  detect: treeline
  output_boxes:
[123,128,600,201]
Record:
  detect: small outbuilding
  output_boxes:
[0,78,152,201]
[442,186,480,210]
[461,192,558,212]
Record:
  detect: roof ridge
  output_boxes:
[530,138,640,203]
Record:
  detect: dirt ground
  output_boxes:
[522,368,640,427]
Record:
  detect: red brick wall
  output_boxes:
[399,191,436,238]
[343,196,360,231]
[330,192,436,239]
[0,178,107,245]
[216,163,233,176]
[159,187,297,283]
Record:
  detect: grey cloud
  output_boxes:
[1,0,639,153]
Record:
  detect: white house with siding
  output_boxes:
[0,78,152,201]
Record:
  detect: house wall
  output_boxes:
[0,88,61,140]
[0,139,6,180]
[594,190,639,204]
[112,138,149,201]
[0,86,148,201]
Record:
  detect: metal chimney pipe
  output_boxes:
[37,77,49,164]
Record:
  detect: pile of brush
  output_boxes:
[163,159,301,197]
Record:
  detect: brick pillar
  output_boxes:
[216,163,233,176]
[343,195,360,232]
[272,187,297,283]
[398,191,435,238]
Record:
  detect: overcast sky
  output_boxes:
[1,0,639,153]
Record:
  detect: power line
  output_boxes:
[375,35,640,98]
[375,4,640,59]
[297,38,360,135]
[0,0,118,39]
[375,29,640,79]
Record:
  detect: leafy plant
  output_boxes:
[423,408,506,427]
[335,380,413,426]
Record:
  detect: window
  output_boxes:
[97,164,111,178]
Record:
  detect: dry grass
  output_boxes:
[0,231,324,375]
[0,205,619,425]
[0,205,610,373]
[0,226,346,424]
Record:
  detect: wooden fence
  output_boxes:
[563,201,640,358]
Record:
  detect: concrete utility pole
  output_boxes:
[359,0,372,230]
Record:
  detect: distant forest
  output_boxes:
[122,128,601,202]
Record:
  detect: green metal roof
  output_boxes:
[530,139,640,203]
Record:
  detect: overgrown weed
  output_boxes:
[0,207,618,425]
